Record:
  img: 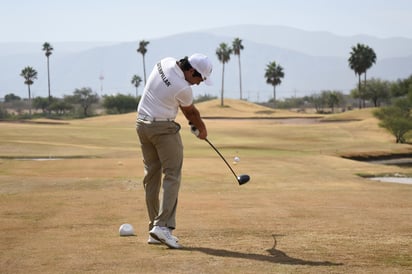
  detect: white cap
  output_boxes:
[119,223,135,236]
[188,53,213,85]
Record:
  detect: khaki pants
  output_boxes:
[136,120,183,231]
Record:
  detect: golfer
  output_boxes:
[136,53,213,249]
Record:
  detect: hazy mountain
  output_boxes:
[1,25,411,102]
[0,42,118,57]
[204,24,412,58]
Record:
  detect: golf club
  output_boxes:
[190,123,250,185]
[204,138,250,185]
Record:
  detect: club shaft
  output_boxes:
[205,138,238,180]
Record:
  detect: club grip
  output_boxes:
[189,122,200,137]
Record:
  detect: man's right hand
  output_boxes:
[180,104,207,139]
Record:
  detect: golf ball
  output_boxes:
[234,156,240,163]
[119,223,135,236]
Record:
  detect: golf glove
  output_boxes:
[189,122,200,137]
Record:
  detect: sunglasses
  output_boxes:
[193,70,207,81]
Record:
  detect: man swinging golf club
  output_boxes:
[136,53,213,249]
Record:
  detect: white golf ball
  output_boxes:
[119,223,135,236]
[234,156,240,163]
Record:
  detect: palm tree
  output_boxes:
[42,42,53,102]
[348,43,377,108]
[348,44,365,108]
[216,43,232,106]
[137,40,149,85]
[232,38,244,100]
[131,74,142,98]
[20,66,38,116]
[362,45,377,85]
[264,61,284,108]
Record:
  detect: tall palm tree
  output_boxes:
[42,42,53,102]
[232,38,244,100]
[264,61,284,108]
[348,43,377,108]
[348,44,364,108]
[137,40,149,85]
[20,66,38,116]
[216,43,232,106]
[131,74,142,98]
[362,45,377,85]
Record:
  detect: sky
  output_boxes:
[1,0,412,42]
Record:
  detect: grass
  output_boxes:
[0,99,411,273]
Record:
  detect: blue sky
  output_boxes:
[1,0,411,42]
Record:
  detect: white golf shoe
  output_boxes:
[148,234,179,245]
[149,226,181,249]
[147,235,162,245]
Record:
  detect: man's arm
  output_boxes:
[180,104,207,139]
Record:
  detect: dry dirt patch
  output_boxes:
[1,155,411,273]
[1,103,412,273]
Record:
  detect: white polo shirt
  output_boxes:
[137,57,193,120]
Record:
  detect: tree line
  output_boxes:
[7,41,144,118]
[2,89,140,118]
[2,39,412,143]
[10,40,381,113]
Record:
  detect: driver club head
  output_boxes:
[237,174,250,185]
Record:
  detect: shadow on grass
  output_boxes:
[182,246,343,266]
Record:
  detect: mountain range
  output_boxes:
[1,24,411,102]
